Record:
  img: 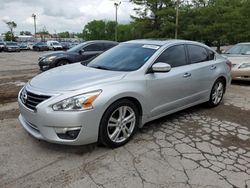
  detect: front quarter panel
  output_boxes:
[93,78,149,126]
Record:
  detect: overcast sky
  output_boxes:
[0,0,136,35]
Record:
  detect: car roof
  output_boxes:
[85,40,118,44]
[124,39,205,46]
[236,42,250,45]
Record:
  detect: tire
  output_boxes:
[98,99,139,148]
[207,78,225,107]
[56,60,69,67]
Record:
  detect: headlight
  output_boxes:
[239,63,250,69]
[46,56,57,61]
[52,90,101,111]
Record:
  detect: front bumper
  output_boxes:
[6,48,19,52]
[232,68,250,81]
[18,92,102,145]
[38,59,54,71]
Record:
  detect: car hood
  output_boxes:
[227,56,250,65]
[29,63,127,92]
[40,51,76,58]
[40,51,65,58]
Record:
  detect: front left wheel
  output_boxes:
[98,99,139,148]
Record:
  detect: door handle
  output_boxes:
[183,72,191,78]
[210,65,217,70]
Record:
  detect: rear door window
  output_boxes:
[103,43,116,51]
[155,45,187,67]
[84,43,103,51]
[187,45,209,64]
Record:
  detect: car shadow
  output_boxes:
[231,80,250,86]
[31,103,207,154]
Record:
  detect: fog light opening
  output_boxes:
[55,127,81,140]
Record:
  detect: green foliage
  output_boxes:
[179,0,250,51]
[129,0,250,51]
[80,0,250,50]
[20,31,32,35]
[83,20,111,40]
[3,20,17,41]
[58,31,70,38]
[4,31,12,41]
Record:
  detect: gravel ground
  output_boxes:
[0,51,250,188]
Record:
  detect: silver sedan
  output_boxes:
[18,39,232,147]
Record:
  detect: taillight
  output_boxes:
[226,60,232,71]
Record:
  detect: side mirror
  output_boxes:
[151,62,171,73]
[244,51,250,55]
[79,49,84,54]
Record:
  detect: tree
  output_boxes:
[82,20,117,40]
[130,0,175,38]
[20,31,32,35]
[179,0,249,51]
[58,31,70,38]
[4,31,12,41]
[3,21,17,41]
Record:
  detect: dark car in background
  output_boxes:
[33,42,49,51]
[38,40,118,71]
[4,42,20,52]
[0,42,4,52]
[61,42,71,50]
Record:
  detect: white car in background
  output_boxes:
[27,42,34,50]
[47,41,63,51]
[0,41,4,52]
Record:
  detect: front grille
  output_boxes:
[20,89,51,111]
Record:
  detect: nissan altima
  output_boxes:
[18,39,232,147]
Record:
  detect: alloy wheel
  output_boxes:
[211,82,224,105]
[107,106,136,143]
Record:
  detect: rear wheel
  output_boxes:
[208,78,225,107]
[98,99,139,148]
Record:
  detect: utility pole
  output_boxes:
[32,14,37,38]
[114,2,121,41]
[175,0,179,39]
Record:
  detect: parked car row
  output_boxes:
[0,41,80,52]
[38,40,118,71]
[1,42,21,52]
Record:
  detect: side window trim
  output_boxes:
[184,44,191,65]
[206,48,216,61]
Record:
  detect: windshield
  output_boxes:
[225,44,250,55]
[67,42,86,52]
[37,42,46,45]
[87,43,158,71]
[52,42,60,45]
[6,42,17,45]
